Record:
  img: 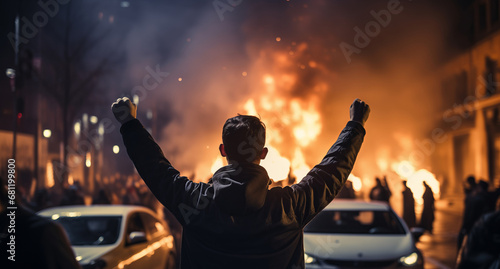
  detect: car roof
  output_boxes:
[37,205,156,218]
[324,199,392,211]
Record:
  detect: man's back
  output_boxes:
[113,98,369,268]
[119,119,365,268]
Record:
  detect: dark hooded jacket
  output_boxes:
[120,119,365,269]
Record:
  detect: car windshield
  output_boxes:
[55,216,122,246]
[304,209,406,235]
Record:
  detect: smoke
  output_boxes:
[122,0,455,184]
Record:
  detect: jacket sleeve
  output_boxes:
[291,121,365,227]
[120,119,201,225]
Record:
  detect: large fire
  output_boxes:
[199,41,440,202]
[392,160,440,204]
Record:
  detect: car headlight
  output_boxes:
[304,253,318,264]
[399,251,420,266]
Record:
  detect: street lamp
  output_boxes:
[90,116,98,124]
[43,129,52,138]
[112,145,120,154]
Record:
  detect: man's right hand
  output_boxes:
[350,99,370,126]
[111,97,137,125]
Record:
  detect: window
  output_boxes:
[479,2,488,32]
[55,216,122,246]
[304,210,406,235]
[491,0,499,24]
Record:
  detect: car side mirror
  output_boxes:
[128,231,147,245]
[410,227,425,242]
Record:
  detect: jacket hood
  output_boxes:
[212,163,270,215]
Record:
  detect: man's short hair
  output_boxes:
[222,115,266,162]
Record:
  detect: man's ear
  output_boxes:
[260,147,268,160]
[219,144,227,157]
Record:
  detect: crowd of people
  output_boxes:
[456,175,500,269]
[20,173,161,214]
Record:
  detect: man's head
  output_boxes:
[220,115,268,163]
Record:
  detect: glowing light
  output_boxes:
[291,149,310,182]
[400,252,418,266]
[98,123,104,136]
[86,152,91,167]
[83,114,88,127]
[243,99,258,116]
[74,121,81,135]
[155,222,165,233]
[51,214,60,220]
[211,156,224,174]
[133,94,139,106]
[260,146,290,182]
[276,37,282,42]
[76,256,82,261]
[242,71,248,77]
[120,1,130,8]
[308,61,317,68]
[66,212,81,217]
[348,174,362,192]
[46,161,54,188]
[392,161,440,204]
[392,161,415,179]
[90,116,98,124]
[113,145,120,154]
[178,77,183,82]
[43,129,51,138]
[68,174,74,185]
[5,68,15,78]
[117,237,170,269]
[290,100,321,147]
[263,75,274,85]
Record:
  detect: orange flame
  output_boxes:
[392,161,440,204]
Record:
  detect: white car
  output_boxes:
[38,205,176,269]
[304,199,424,269]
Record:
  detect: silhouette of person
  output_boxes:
[112,97,369,268]
[0,176,81,269]
[369,177,391,203]
[419,181,435,233]
[464,175,477,199]
[336,180,355,199]
[402,180,416,228]
[456,208,500,269]
[458,179,492,249]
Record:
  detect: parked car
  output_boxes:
[304,199,424,269]
[38,205,176,269]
